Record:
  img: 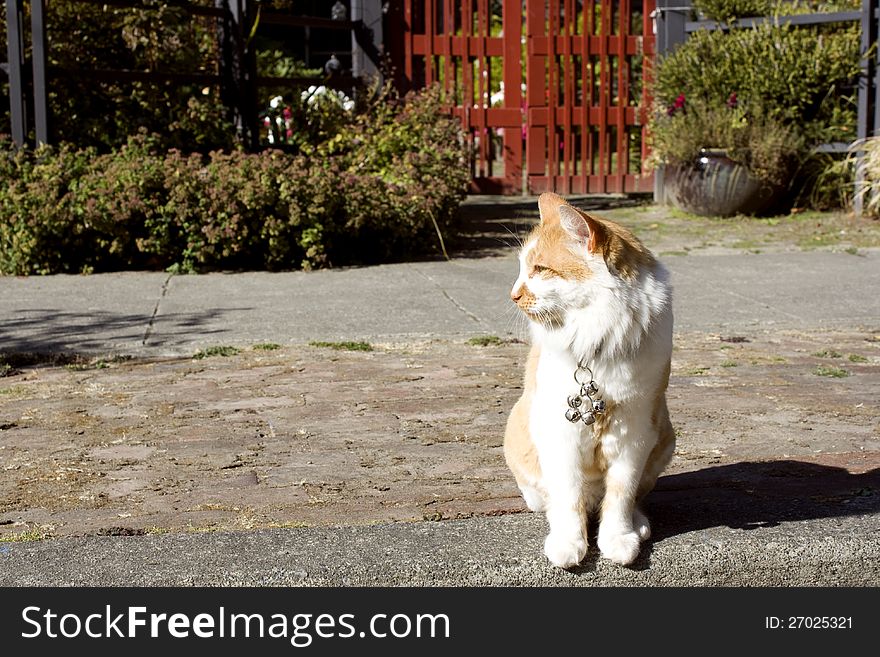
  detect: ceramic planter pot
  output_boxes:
[664,149,785,217]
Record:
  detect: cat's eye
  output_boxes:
[531,264,552,275]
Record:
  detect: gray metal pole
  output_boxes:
[351,0,383,80]
[5,0,27,147]
[873,0,880,144]
[30,0,49,146]
[652,0,691,204]
[216,0,256,149]
[854,0,877,216]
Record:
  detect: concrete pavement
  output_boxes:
[1,250,879,357]
[3,510,877,586]
[1,203,878,586]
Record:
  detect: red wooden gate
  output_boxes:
[390,0,655,195]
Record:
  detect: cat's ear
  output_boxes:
[537,192,566,225]
[558,205,603,253]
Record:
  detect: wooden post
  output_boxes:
[502,0,523,193]
[525,0,546,193]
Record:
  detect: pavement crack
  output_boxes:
[409,265,483,326]
[142,273,175,346]
[720,286,806,322]
[440,289,481,324]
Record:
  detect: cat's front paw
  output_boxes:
[543,532,588,569]
[598,530,641,565]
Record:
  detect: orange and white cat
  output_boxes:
[504,193,674,568]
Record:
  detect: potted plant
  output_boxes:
[650,95,801,216]
[649,7,862,216]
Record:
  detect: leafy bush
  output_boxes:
[0,87,470,274]
[693,0,771,21]
[793,152,854,211]
[651,99,803,185]
[654,22,861,148]
[693,0,860,22]
[649,20,862,202]
[0,142,96,274]
[0,1,230,151]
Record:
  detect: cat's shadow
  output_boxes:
[645,459,879,541]
[566,459,879,572]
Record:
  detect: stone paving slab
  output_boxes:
[1,330,877,549]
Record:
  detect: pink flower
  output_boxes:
[667,93,686,116]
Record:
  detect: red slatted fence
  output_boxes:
[390,0,655,194]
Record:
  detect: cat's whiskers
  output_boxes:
[501,303,529,341]
[500,222,526,250]
[514,308,531,340]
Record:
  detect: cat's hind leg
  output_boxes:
[632,403,675,542]
[504,395,546,512]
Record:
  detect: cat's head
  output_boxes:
[510,193,654,327]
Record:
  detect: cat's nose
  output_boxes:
[510,286,523,303]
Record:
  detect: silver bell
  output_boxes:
[586,381,599,395]
[581,411,596,426]
[565,408,582,423]
[592,399,606,413]
[567,395,582,409]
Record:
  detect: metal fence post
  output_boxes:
[5,0,27,147]
[351,0,383,82]
[241,0,258,150]
[216,0,236,138]
[855,0,878,215]
[217,0,258,150]
[652,0,690,204]
[30,0,49,146]
[654,0,690,58]
[868,0,880,215]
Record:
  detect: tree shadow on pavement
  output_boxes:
[449,194,651,258]
[646,460,880,542]
[0,308,243,356]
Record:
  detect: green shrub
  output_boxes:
[693,0,861,22]
[42,1,230,152]
[0,142,95,274]
[650,20,861,203]
[74,134,169,268]
[654,22,860,147]
[792,151,854,211]
[650,99,803,185]
[693,0,771,21]
[0,86,470,274]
